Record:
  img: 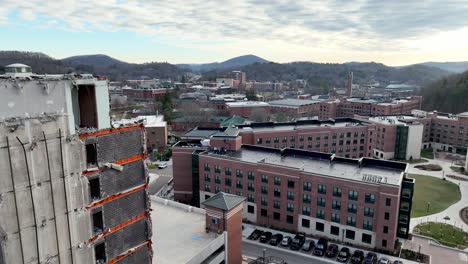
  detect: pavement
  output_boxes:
[147,158,174,195]
[403,235,468,264]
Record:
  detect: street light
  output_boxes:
[262,248,266,264]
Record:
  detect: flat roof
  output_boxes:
[240,118,369,132]
[201,145,406,186]
[226,101,269,107]
[151,198,218,264]
[137,115,166,127]
[368,115,420,125]
[346,98,378,104]
[268,99,319,107]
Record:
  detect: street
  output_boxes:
[243,241,332,264]
[148,159,173,195]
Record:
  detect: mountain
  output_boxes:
[201,61,450,94]
[417,61,468,73]
[0,51,188,81]
[421,70,468,113]
[63,54,127,67]
[178,54,269,71]
[0,51,73,74]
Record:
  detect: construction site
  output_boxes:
[0,64,152,264]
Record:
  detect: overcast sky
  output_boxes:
[1,0,468,65]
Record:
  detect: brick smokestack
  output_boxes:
[347,71,353,97]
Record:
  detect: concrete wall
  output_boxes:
[0,115,93,264]
[406,124,423,160]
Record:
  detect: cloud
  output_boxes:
[1,0,468,63]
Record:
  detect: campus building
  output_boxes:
[172,130,414,251]
[0,64,151,264]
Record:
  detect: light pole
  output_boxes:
[426,202,431,214]
[262,248,266,264]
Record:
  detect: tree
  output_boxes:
[155,90,174,123]
[249,108,269,122]
[245,89,257,101]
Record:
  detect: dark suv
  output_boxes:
[269,234,283,246]
[313,238,328,256]
[325,244,339,258]
[290,234,306,250]
[350,250,365,264]
[364,252,378,264]
[259,232,272,243]
[337,247,351,263]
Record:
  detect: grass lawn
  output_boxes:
[450,166,468,175]
[414,164,443,171]
[147,164,158,169]
[397,158,429,164]
[414,222,468,248]
[420,148,434,159]
[410,174,461,217]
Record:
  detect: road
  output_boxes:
[148,159,173,195]
[243,241,332,264]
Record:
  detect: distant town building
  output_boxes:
[268,99,320,116]
[226,101,271,117]
[122,86,168,101]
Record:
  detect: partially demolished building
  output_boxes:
[0,64,152,264]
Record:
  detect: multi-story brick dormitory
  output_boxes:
[0,64,152,264]
[172,128,414,252]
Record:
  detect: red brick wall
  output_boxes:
[172,147,196,204]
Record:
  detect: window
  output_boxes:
[363,220,373,231]
[215,186,220,193]
[261,197,268,206]
[236,180,242,189]
[345,230,355,240]
[282,136,287,142]
[331,226,340,236]
[266,138,271,144]
[303,194,311,204]
[236,169,243,178]
[317,197,325,207]
[274,188,281,197]
[257,138,263,144]
[384,212,390,220]
[274,176,281,186]
[273,212,280,220]
[261,209,267,217]
[287,191,294,201]
[316,222,325,232]
[299,135,304,141]
[94,243,106,263]
[383,226,388,234]
[89,177,101,200]
[92,210,104,234]
[225,189,231,193]
[364,207,374,217]
[302,206,310,216]
[286,215,294,224]
[302,218,310,228]
[225,167,231,175]
[382,239,387,248]
[287,180,295,188]
[225,178,232,186]
[247,194,254,203]
[348,190,358,200]
[86,144,97,167]
[290,136,295,142]
[214,165,221,173]
[261,186,267,194]
[318,184,326,194]
[333,187,342,197]
[347,203,357,214]
[332,200,341,210]
[303,181,312,191]
[287,203,294,212]
[248,183,255,192]
[261,174,268,183]
[247,205,255,214]
[308,135,313,141]
[274,200,280,209]
[215,175,220,184]
[204,163,210,171]
[331,213,340,223]
[248,171,255,180]
[365,193,375,204]
[274,137,279,143]
[402,188,412,198]
[347,216,356,227]
[362,234,372,244]
[204,183,211,192]
[316,209,325,219]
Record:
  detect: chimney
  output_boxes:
[203,192,245,264]
[347,72,353,97]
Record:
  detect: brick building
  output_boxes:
[268,99,320,116]
[226,101,271,117]
[173,134,414,251]
[122,86,168,101]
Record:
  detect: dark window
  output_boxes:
[302,218,310,228]
[94,242,106,263]
[382,239,387,248]
[383,226,388,234]
[362,233,372,244]
[273,212,280,220]
[386,198,391,206]
[287,180,295,188]
[331,226,340,236]
[286,215,294,224]
[384,212,390,220]
[247,205,255,214]
[86,144,97,167]
[89,177,101,200]
[316,222,325,232]
[92,210,104,234]
[345,230,355,240]
[261,209,268,217]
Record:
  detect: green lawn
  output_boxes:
[414,222,468,248]
[410,174,461,217]
[420,148,434,159]
[147,164,157,169]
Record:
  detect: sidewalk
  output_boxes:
[404,235,468,264]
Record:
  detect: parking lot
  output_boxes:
[242,225,416,264]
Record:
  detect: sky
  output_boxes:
[1,0,468,66]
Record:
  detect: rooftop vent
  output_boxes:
[4,63,33,77]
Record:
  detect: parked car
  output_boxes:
[280,236,292,247]
[259,232,272,243]
[302,239,315,251]
[313,238,328,256]
[393,261,404,264]
[325,244,339,258]
[350,250,365,264]
[290,234,306,250]
[337,247,351,263]
[378,258,390,264]
[269,234,283,246]
[158,162,167,169]
[364,252,378,264]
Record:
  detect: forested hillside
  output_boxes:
[422,70,468,113]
